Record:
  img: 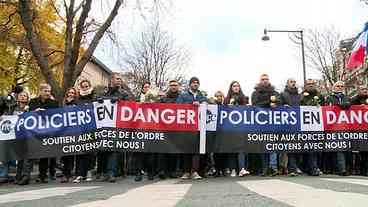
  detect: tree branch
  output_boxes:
[0,9,17,27]
[74,0,124,79]
[69,0,92,68]
[18,0,61,98]
[50,1,66,22]
[45,49,64,57]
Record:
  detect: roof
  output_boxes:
[90,56,113,75]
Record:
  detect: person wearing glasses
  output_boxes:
[325,81,351,176]
[158,80,182,179]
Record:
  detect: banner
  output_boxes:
[1,101,368,161]
[205,105,368,153]
[0,101,200,161]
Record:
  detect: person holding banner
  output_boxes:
[29,83,59,183]
[351,85,368,176]
[134,81,159,182]
[280,78,303,176]
[0,90,30,185]
[60,87,78,183]
[177,77,207,180]
[224,81,250,177]
[69,80,97,183]
[159,80,183,179]
[72,80,97,183]
[300,79,324,176]
[251,74,280,176]
[0,86,24,184]
[11,92,31,185]
[325,81,351,176]
[212,91,228,177]
[98,73,130,183]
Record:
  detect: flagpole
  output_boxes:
[300,31,307,85]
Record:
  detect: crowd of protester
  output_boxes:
[1,72,368,186]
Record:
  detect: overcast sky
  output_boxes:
[94,0,368,96]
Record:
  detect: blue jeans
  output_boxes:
[238,153,248,170]
[288,153,297,172]
[0,162,10,178]
[106,152,118,177]
[227,153,238,170]
[261,153,277,171]
[307,152,319,171]
[336,152,346,173]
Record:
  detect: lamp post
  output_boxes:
[262,29,307,85]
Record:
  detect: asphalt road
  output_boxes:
[1,175,368,207]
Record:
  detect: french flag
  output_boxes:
[346,22,368,70]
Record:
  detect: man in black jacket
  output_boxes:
[158,80,181,179]
[351,85,368,176]
[280,78,302,176]
[29,83,59,183]
[300,79,324,176]
[98,73,131,183]
[251,74,279,176]
[160,80,181,103]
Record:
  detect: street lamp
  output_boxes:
[262,29,307,85]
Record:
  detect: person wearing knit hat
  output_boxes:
[189,77,200,85]
[176,77,207,180]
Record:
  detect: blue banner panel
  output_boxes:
[15,104,96,139]
[217,106,301,132]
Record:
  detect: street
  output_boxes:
[1,175,368,207]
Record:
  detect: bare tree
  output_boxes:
[304,27,344,91]
[122,20,190,94]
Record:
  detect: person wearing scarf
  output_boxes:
[251,74,280,176]
[325,81,351,176]
[73,80,97,183]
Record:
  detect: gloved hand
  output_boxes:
[340,101,351,110]
[110,97,118,104]
[96,97,104,104]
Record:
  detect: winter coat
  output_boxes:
[176,89,207,104]
[300,89,324,106]
[280,87,300,106]
[224,93,249,105]
[251,84,279,108]
[351,95,368,105]
[104,87,130,101]
[325,92,351,110]
[29,97,58,111]
[160,90,180,103]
